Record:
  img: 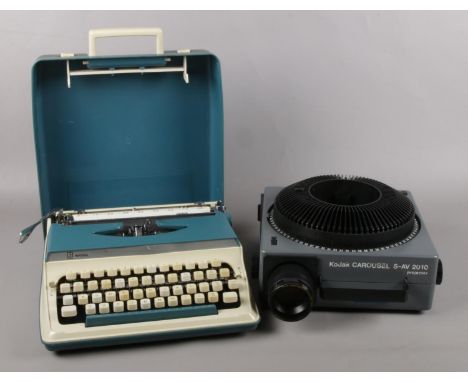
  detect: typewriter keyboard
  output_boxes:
[54,260,241,326]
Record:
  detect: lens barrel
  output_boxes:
[267,264,315,321]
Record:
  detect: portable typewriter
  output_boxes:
[22,28,259,350]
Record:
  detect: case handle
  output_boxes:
[88,28,164,57]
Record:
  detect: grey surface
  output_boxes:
[0,10,467,371]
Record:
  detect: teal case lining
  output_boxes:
[32,52,224,215]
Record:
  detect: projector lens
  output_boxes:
[267,264,314,321]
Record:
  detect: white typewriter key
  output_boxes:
[80,270,91,279]
[113,301,124,313]
[159,286,170,297]
[87,280,98,291]
[167,273,178,283]
[101,279,112,290]
[60,283,71,294]
[154,297,165,308]
[61,305,77,318]
[141,275,152,286]
[77,294,89,305]
[154,274,165,285]
[73,281,84,293]
[94,270,104,278]
[208,292,219,303]
[119,290,130,301]
[127,300,138,311]
[115,278,125,289]
[194,293,205,304]
[168,296,178,307]
[211,281,223,292]
[99,303,110,314]
[228,279,241,290]
[105,291,116,302]
[120,267,131,276]
[198,260,209,270]
[206,269,217,280]
[185,262,196,270]
[62,295,74,306]
[223,292,239,304]
[181,294,192,306]
[180,272,191,282]
[211,259,222,267]
[186,283,197,294]
[85,303,96,315]
[107,268,118,277]
[219,268,230,278]
[193,271,204,281]
[172,263,183,271]
[199,282,210,293]
[133,289,144,300]
[146,287,157,298]
[134,266,144,275]
[92,293,102,304]
[140,298,151,310]
[172,285,183,296]
[66,272,77,281]
[128,277,139,288]
[146,265,157,273]
[159,264,169,273]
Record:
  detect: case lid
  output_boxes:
[32,28,224,215]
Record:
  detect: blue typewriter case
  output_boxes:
[32,51,223,215]
[31,29,259,351]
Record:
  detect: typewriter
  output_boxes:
[24,202,259,350]
[23,28,259,350]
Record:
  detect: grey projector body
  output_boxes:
[259,186,443,315]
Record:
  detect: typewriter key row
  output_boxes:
[63,260,224,282]
[59,270,235,294]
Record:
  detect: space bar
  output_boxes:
[85,305,218,327]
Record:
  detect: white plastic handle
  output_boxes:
[88,28,164,56]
